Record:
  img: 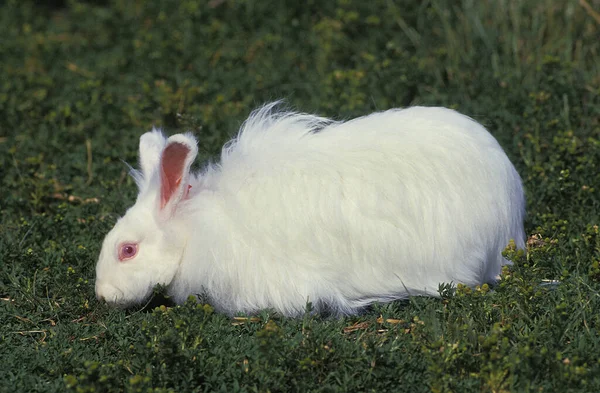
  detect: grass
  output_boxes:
[1,0,599,391]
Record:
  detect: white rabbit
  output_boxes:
[95,102,526,316]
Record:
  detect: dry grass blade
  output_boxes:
[376,316,405,325]
[80,336,100,341]
[16,330,48,343]
[343,321,370,334]
[232,316,261,325]
[14,315,33,324]
[86,139,93,186]
[579,0,600,24]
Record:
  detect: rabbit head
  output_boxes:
[95,129,198,308]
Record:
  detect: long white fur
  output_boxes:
[95,103,526,316]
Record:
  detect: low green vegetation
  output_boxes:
[1,0,599,391]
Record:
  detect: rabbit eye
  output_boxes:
[118,243,138,261]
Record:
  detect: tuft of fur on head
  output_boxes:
[222,101,335,157]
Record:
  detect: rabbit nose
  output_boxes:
[95,282,118,304]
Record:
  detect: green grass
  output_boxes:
[1,0,600,391]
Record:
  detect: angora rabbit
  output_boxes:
[95,103,525,316]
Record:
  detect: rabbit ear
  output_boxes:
[139,128,167,179]
[131,129,167,192]
[158,133,198,219]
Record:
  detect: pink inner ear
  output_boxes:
[160,142,191,209]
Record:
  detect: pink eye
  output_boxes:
[118,243,138,261]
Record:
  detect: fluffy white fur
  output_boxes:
[95,103,526,316]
